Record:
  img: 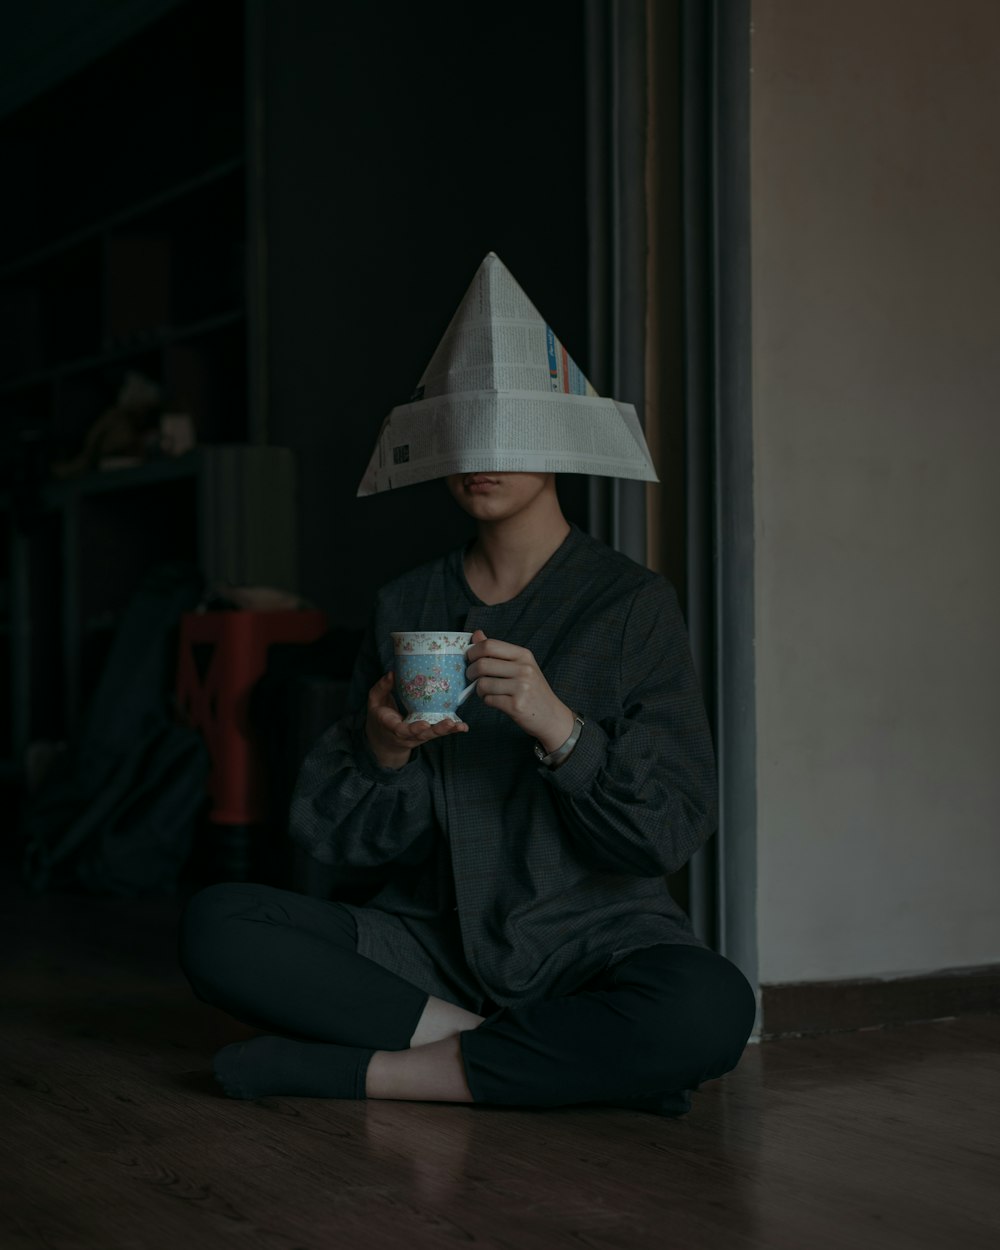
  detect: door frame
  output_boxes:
[585,0,758,1012]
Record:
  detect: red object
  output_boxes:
[176,610,328,824]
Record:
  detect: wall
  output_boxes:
[750,0,1000,983]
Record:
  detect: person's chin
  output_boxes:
[450,474,506,511]
[460,498,509,522]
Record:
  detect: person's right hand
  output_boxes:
[364,671,469,769]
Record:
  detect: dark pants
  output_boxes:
[178,882,756,1111]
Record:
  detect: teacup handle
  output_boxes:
[456,680,477,707]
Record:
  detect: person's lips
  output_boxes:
[465,474,501,490]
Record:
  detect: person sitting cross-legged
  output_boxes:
[178,467,755,1114]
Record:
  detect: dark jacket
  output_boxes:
[289,525,717,1008]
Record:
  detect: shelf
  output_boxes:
[0,309,246,397]
[40,452,202,506]
[0,453,202,512]
[0,0,250,764]
[0,157,245,282]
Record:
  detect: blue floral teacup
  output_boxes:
[390,631,477,724]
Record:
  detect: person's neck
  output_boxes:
[466,503,571,606]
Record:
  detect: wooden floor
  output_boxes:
[2,878,999,1250]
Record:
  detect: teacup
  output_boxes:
[391,631,476,724]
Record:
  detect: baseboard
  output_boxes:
[760,963,1000,1039]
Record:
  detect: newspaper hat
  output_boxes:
[357,252,658,495]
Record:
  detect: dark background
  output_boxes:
[257,0,593,620]
[0,0,615,892]
[0,0,594,624]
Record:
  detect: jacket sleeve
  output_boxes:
[540,577,718,877]
[287,615,436,872]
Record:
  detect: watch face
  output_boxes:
[533,743,545,761]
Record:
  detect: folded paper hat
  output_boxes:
[357,252,658,495]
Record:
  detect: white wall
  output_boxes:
[750,0,1000,984]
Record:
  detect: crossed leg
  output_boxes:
[179,882,755,1110]
[179,882,483,1100]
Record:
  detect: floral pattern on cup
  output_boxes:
[391,631,473,655]
[392,646,475,723]
[399,671,452,703]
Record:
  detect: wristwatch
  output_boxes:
[534,713,585,770]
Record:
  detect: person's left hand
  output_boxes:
[465,629,576,752]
